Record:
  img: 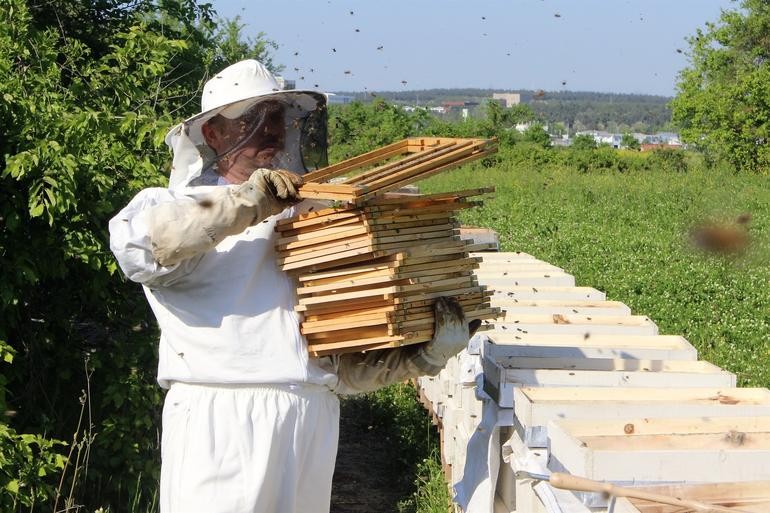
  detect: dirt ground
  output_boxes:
[330,396,412,513]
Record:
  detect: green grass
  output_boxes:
[422,147,770,387]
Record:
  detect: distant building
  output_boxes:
[441,101,478,112]
[492,92,521,107]
[576,130,622,148]
[442,101,466,110]
[327,93,355,104]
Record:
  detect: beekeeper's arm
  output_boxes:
[331,297,482,395]
[109,169,302,287]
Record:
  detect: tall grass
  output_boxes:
[424,146,770,386]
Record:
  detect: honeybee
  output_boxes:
[690,214,751,255]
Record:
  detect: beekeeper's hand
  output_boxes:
[415,297,482,369]
[147,168,303,267]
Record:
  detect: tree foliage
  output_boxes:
[1,0,275,510]
[621,133,641,150]
[328,99,432,162]
[671,0,770,173]
[571,133,597,150]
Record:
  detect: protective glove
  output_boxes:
[414,297,483,371]
[147,168,303,266]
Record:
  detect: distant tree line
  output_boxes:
[333,88,673,134]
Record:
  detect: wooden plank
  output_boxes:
[278,236,373,263]
[513,386,770,447]
[295,296,392,313]
[550,415,770,438]
[278,229,461,269]
[297,261,399,283]
[298,271,470,296]
[308,335,430,357]
[296,253,476,286]
[483,357,736,408]
[275,209,360,231]
[284,248,401,274]
[278,216,366,239]
[489,286,606,301]
[297,275,476,306]
[490,299,628,310]
[355,140,476,188]
[470,251,539,261]
[356,146,496,202]
[363,199,480,216]
[345,142,458,186]
[298,268,473,295]
[548,416,770,484]
[482,334,698,361]
[613,482,770,513]
[368,187,494,205]
[478,273,576,288]
[476,262,564,273]
[277,225,371,251]
[308,326,433,344]
[302,139,410,182]
[293,189,357,201]
[491,314,658,337]
[303,303,399,322]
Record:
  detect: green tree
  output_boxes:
[523,124,551,148]
[571,133,597,150]
[328,99,430,161]
[621,132,641,150]
[1,0,278,509]
[212,16,281,72]
[671,0,770,173]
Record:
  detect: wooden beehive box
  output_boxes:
[512,386,770,447]
[482,333,699,361]
[276,137,502,357]
[548,416,770,484]
[483,357,736,408]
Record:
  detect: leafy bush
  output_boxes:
[328,100,431,161]
[647,148,689,173]
[0,0,276,510]
[523,124,551,148]
[570,133,597,150]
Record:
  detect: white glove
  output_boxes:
[147,168,303,266]
[416,297,482,369]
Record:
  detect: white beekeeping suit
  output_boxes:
[109,59,472,513]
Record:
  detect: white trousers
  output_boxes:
[160,382,340,513]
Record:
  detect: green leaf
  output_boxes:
[6,479,19,494]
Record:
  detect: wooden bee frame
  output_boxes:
[275,137,501,357]
[297,137,497,203]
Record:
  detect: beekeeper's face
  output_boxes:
[203,100,287,170]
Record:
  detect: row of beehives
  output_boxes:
[418,250,770,513]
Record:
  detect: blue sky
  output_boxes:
[208,0,735,96]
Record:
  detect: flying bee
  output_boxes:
[690,214,751,255]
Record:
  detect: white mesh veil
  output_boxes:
[163,60,328,190]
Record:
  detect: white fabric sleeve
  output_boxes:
[329,346,444,396]
[109,187,207,288]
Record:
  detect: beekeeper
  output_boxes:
[109,59,476,513]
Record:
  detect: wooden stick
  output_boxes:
[302,139,409,182]
[366,187,495,205]
[356,148,496,203]
[548,473,751,513]
[344,142,457,186]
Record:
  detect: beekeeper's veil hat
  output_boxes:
[164,60,328,189]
